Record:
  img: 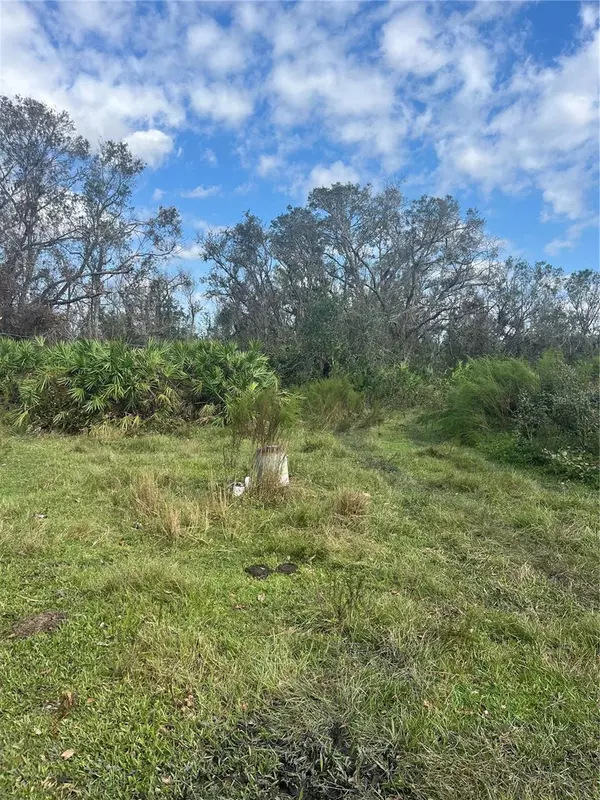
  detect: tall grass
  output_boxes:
[301,376,364,431]
[437,353,599,483]
[438,357,539,443]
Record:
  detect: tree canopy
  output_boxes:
[1,95,598,375]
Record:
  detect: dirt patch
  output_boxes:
[10,611,67,638]
[245,563,299,579]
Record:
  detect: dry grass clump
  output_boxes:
[131,473,206,542]
[333,489,371,520]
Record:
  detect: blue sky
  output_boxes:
[2,1,598,276]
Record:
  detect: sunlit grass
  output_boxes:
[0,418,597,799]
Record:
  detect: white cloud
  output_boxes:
[545,217,598,256]
[257,154,282,177]
[581,3,600,30]
[177,243,204,261]
[271,60,394,118]
[234,182,253,195]
[187,18,221,52]
[152,188,165,202]
[456,45,494,99]
[124,130,174,168]
[181,185,221,199]
[187,17,247,75]
[381,6,449,75]
[306,161,360,191]
[60,1,134,46]
[437,23,600,233]
[190,84,253,126]
[1,0,598,255]
[0,2,65,103]
[194,218,226,234]
[234,2,265,34]
[539,167,589,221]
[176,219,227,259]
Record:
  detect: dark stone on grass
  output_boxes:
[10,611,67,638]
[244,564,272,579]
[276,563,298,575]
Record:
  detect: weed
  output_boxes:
[131,472,204,542]
[321,569,371,634]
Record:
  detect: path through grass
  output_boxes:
[0,418,597,799]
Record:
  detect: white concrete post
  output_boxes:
[254,445,289,487]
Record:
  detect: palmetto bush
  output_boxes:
[0,337,47,408]
[1,337,278,432]
[172,340,277,406]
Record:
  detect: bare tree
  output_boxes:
[202,212,283,345]
[56,140,181,336]
[0,95,89,334]
[204,182,597,377]
[0,96,182,338]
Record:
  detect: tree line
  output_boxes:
[202,187,599,381]
[1,95,598,380]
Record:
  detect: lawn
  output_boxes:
[0,418,597,799]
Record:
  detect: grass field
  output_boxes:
[0,418,598,799]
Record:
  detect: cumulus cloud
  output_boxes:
[1,0,598,253]
[438,24,600,225]
[382,6,449,75]
[152,188,165,202]
[581,3,600,30]
[181,184,221,199]
[306,161,360,191]
[190,84,253,126]
[257,154,282,177]
[124,130,174,168]
[187,17,247,75]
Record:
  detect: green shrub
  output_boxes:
[225,385,300,447]
[354,364,429,409]
[439,357,539,443]
[513,351,599,481]
[515,353,598,452]
[301,376,364,431]
[440,352,599,484]
[535,351,598,454]
[0,337,47,409]
[540,448,598,485]
[2,338,278,432]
